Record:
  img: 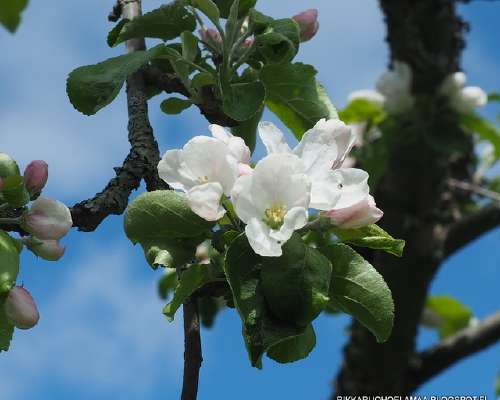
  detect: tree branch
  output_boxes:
[181,297,203,400]
[444,204,500,258]
[406,311,500,392]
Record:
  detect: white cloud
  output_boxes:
[0,243,184,399]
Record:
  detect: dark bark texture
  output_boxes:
[334,0,499,395]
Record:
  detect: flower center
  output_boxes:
[199,175,210,183]
[263,204,287,229]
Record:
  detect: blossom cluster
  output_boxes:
[158,119,382,257]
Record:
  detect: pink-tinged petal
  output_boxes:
[238,163,253,176]
[292,9,319,42]
[23,160,48,194]
[325,195,383,229]
[4,286,40,330]
[23,197,73,240]
[187,182,225,221]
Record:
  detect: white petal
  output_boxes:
[348,90,385,106]
[209,124,231,142]
[269,207,308,242]
[325,194,383,229]
[187,182,225,221]
[440,72,466,96]
[251,153,310,213]
[245,218,282,257]
[231,175,259,224]
[457,86,487,112]
[157,149,196,191]
[331,168,370,209]
[210,124,251,164]
[258,121,291,154]
[309,170,342,211]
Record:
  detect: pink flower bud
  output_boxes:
[4,286,40,330]
[325,195,383,229]
[243,37,255,48]
[292,9,319,42]
[22,197,73,240]
[23,236,65,261]
[238,163,254,176]
[23,160,48,194]
[199,28,222,44]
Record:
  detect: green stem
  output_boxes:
[0,217,21,225]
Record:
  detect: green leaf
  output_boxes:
[332,224,405,257]
[267,324,316,363]
[198,296,224,328]
[322,243,394,343]
[261,234,332,327]
[140,237,199,269]
[108,3,196,47]
[495,370,500,397]
[249,9,273,34]
[67,44,166,115]
[163,262,222,321]
[0,0,28,33]
[488,92,500,103]
[124,190,215,242]
[107,18,129,47]
[0,230,21,294]
[0,300,14,352]
[461,113,500,158]
[1,175,30,208]
[224,234,306,368]
[181,31,200,64]
[222,81,265,122]
[425,295,473,338]
[213,0,256,18]
[261,63,338,139]
[160,97,192,114]
[339,99,386,124]
[0,153,20,178]
[231,106,263,152]
[158,269,178,300]
[192,0,220,23]
[192,72,216,90]
[254,18,300,65]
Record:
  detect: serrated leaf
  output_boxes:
[0,0,28,33]
[124,190,215,242]
[67,45,166,115]
[224,234,306,368]
[163,262,222,321]
[249,9,273,34]
[322,243,394,343]
[267,324,316,363]
[160,97,192,114]
[254,18,300,64]
[107,19,129,47]
[339,98,386,124]
[425,295,473,338]
[0,231,20,294]
[261,234,332,327]
[108,2,196,47]
[461,113,500,158]
[332,224,405,257]
[261,63,338,139]
[192,0,220,23]
[222,81,266,121]
[213,0,256,18]
[0,300,14,352]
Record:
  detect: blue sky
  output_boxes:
[0,1,499,399]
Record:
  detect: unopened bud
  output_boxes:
[4,286,40,330]
[23,160,48,194]
[325,195,383,229]
[199,28,222,45]
[22,197,73,240]
[195,241,211,265]
[292,9,319,42]
[23,236,65,261]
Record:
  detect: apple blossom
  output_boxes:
[23,160,48,194]
[158,134,246,221]
[199,28,222,45]
[325,194,383,229]
[4,286,40,330]
[292,9,319,42]
[232,153,311,257]
[440,72,487,114]
[376,61,414,114]
[258,119,360,210]
[22,197,73,240]
[22,236,65,261]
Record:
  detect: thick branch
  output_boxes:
[406,311,500,392]
[444,204,500,258]
[181,298,203,400]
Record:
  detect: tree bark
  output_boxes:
[334,0,475,395]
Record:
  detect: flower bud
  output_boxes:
[0,153,20,178]
[199,28,222,45]
[23,236,65,261]
[23,160,48,194]
[195,241,211,265]
[4,286,40,330]
[325,195,383,229]
[22,197,73,240]
[243,37,255,48]
[292,9,319,42]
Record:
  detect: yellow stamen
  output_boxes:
[263,204,287,229]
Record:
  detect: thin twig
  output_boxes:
[406,311,500,392]
[448,178,500,203]
[181,297,203,400]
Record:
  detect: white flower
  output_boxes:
[258,119,362,211]
[325,194,383,229]
[440,72,487,114]
[158,126,252,221]
[22,197,73,240]
[347,90,385,107]
[232,153,311,257]
[22,236,65,261]
[376,61,414,114]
